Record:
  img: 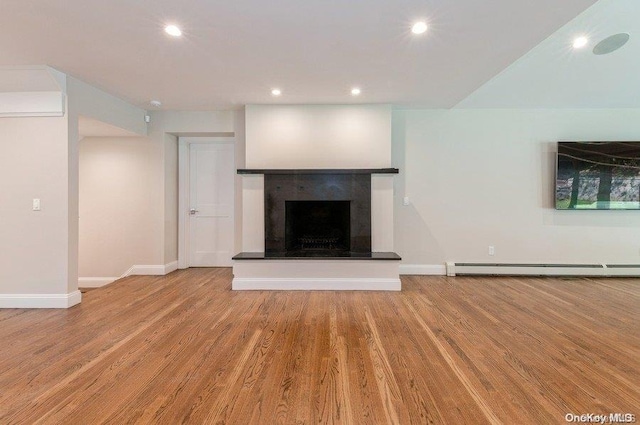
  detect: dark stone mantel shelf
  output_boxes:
[233,252,402,261]
[237,168,399,175]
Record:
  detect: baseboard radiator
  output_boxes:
[446,262,640,277]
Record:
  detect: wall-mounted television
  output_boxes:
[556,142,640,210]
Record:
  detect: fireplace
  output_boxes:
[232,167,402,291]
[264,172,372,257]
[285,200,351,255]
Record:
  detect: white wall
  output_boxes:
[149,111,234,136]
[393,109,640,266]
[164,134,179,262]
[234,108,246,254]
[241,175,265,252]
[69,74,149,288]
[0,69,150,306]
[79,137,164,278]
[0,116,72,297]
[67,77,147,136]
[245,104,391,169]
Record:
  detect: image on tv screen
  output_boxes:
[556,142,640,210]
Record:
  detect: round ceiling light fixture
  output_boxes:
[351,87,361,96]
[150,100,162,108]
[572,36,589,49]
[271,88,282,96]
[411,21,428,35]
[593,33,630,55]
[164,25,182,37]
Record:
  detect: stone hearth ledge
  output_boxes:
[232,252,401,260]
[237,168,399,175]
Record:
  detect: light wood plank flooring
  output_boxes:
[0,269,638,424]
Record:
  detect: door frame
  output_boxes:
[178,136,235,269]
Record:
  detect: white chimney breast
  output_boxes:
[245,104,392,169]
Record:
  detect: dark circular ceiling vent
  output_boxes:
[593,33,630,55]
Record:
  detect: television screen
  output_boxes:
[556,142,640,210]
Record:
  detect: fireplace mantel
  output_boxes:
[237,168,399,175]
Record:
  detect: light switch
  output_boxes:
[33,198,41,211]
[403,196,410,206]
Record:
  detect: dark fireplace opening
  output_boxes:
[285,201,351,255]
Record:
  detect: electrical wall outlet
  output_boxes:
[32,198,41,211]
[488,246,495,256]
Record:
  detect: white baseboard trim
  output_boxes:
[399,264,447,276]
[0,290,82,309]
[78,277,117,288]
[232,278,401,291]
[121,261,179,278]
[164,261,179,274]
[122,265,164,277]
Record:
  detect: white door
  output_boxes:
[189,143,235,266]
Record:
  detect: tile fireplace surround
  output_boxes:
[232,168,402,291]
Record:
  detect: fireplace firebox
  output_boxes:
[285,201,351,255]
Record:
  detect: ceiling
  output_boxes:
[458,0,640,108]
[0,0,603,110]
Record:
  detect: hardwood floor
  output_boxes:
[0,269,638,424]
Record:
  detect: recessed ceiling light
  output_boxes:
[351,87,361,96]
[572,36,588,49]
[150,100,162,108]
[271,88,282,96]
[411,21,428,35]
[164,25,182,37]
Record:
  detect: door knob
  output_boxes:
[190,209,198,215]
